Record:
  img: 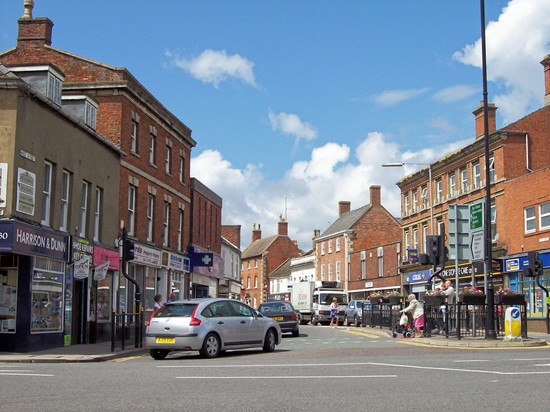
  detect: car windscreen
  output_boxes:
[154,303,197,317]
[321,294,348,305]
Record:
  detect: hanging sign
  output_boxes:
[74,256,90,280]
[93,261,109,281]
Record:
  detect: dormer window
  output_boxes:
[84,100,97,129]
[47,71,62,105]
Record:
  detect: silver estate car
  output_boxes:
[146,298,282,359]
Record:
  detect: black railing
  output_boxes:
[357,301,528,340]
[110,310,143,352]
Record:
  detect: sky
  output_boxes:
[1,0,550,251]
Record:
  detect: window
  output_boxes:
[255,259,258,268]
[360,251,366,279]
[336,261,341,281]
[472,161,481,189]
[165,145,172,175]
[377,247,383,277]
[491,204,497,242]
[540,202,550,230]
[328,240,333,253]
[131,120,139,153]
[247,277,250,288]
[413,228,418,249]
[93,187,102,242]
[147,194,155,241]
[412,190,418,212]
[422,225,428,252]
[448,172,456,198]
[321,242,325,255]
[177,209,184,252]
[321,264,325,281]
[460,168,468,193]
[41,161,53,226]
[489,156,495,183]
[254,276,258,288]
[47,71,62,105]
[163,202,170,247]
[525,206,536,233]
[404,194,410,215]
[59,170,70,231]
[179,155,185,184]
[328,263,333,281]
[149,134,156,165]
[79,181,89,237]
[84,100,97,129]
[336,238,341,252]
[128,185,136,236]
[247,261,250,269]
[436,179,443,203]
[404,231,410,252]
[420,186,428,209]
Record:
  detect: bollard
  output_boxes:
[504,307,522,341]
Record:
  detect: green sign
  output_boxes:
[470,203,483,230]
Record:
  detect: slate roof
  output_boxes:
[241,235,278,259]
[269,258,292,279]
[320,204,371,238]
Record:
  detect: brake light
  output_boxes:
[146,306,161,327]
[291,311,297,321]
[189,305,201,326]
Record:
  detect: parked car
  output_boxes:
[343,299,370,327]
[257,301,300,337]
[146,298,282,359]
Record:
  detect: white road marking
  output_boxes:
[0,372,53,377]
[368,362,550,375]
[176,375,397,379]
[453,360,491,363]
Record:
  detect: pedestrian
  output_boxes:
[153,294,162,310]
[329,297,339,328]
[400,294,424,337]
[167,291,177,303]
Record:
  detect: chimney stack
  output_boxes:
[252,223,262,243]
[17,15,54,48]
[338,201,351,216]
[221,225,241,249]
[370,185,381,206]
[541,54,550,107]
[278,216,288,236]
[473,101,497,139]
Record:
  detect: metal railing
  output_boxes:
[110,310,143,352]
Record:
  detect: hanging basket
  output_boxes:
[387,296,403,305]
[459,294,486,305]
[498,294,525,305]
[424,296,445,306]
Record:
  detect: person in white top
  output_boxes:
[400,294,424,337]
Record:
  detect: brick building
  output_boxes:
[241,218,301,307]
[395,54,550,329]
[0,4,200,343]
[315,185,402,299]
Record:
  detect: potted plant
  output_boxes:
[458,286,485,305]
[368,291,382,304]
[495,288,525,305]
[385,290,403,304]
[423,288,446,306]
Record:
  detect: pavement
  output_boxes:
[0,330,547,363]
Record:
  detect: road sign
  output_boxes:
[470,230,484,261]
[470,202,484,230]
[448,204,471,261]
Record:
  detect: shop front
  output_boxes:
[0,220,69,352]
[189,246,223,298]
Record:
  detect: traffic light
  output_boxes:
[419,234,447,266]
[523,251,542,278]
[123,238,135,262]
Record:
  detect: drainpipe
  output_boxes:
[526,133,533,172]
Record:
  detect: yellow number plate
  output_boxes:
[273,316,283,321]
[155,337,175,344]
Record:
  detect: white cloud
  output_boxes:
[167,49,257,88]
[268,110,317,141]
[372,87,430,107]
[453,0,550,124]
[191,132,455,250]
[433,85,479,103]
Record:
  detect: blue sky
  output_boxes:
[2,0,549,250]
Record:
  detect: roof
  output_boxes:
[269,258,292,279]
[241,235,278,259]
[320,204,371,238]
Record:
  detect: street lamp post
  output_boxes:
[382,162,434,235]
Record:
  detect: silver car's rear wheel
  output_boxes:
[200,333,221,358]
[263,329,276,352]
[149,349,169,360]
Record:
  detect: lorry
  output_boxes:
[290,281,348,325]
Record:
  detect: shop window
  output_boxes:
[32,257,65,333]
[0,265,18,333]
[96,273,112,322]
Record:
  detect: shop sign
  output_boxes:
[93,261,109,281]
[74,256,90,279]
[406,270,430,283]
[162,251,185,271]
[0,220,68,260]
[133,244,162,267]
[93,245,120,270]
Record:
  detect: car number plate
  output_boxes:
[155,337,175,344]
[273,316,283,321]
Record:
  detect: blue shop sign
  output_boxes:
[0,220,69,261]
[407,270,430,283]
[504,252,549,273]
